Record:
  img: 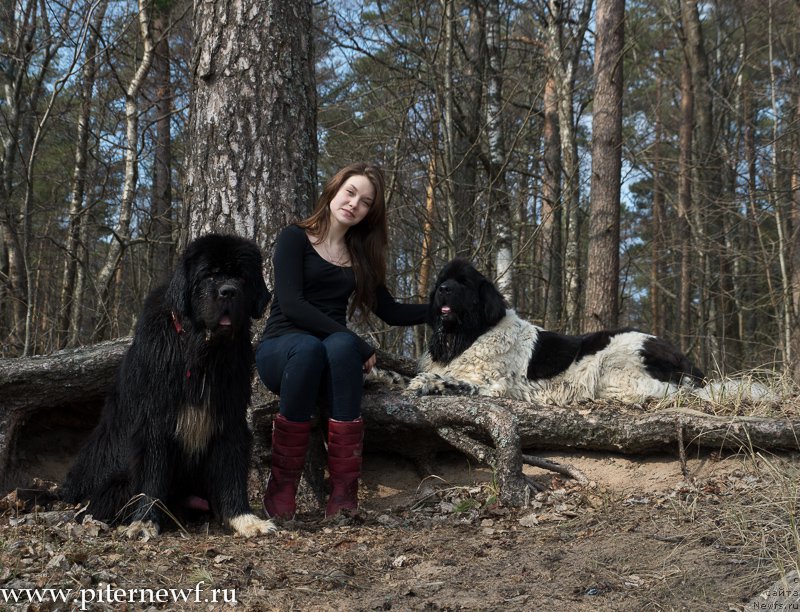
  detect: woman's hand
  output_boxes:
[363,353,377,374]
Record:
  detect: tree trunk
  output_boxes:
[444,1,482,259]
[485,0,513,299]
[185,0,317,250]
[680,0,726,369]
[677,57,694,354]
[0,339,128,488]
[94,0,155,340]
[541,75,562,328]
[418,155,437,301]
[0,0,37,352]
[58,0,108,349]
[791,84,800,382]
[584,0,624,331]
[543,0,592,333]
[147,6,175,289]
[650,64,665,337]
[766,4,792,369]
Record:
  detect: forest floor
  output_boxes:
[1,441,799,611]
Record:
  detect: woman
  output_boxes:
[256,162,427,519]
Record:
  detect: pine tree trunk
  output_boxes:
[677,58,694,354]
[680,0,727,368]
[544,0,592,333]
[185,0,317,250]
[541,76,562,328]
[791,92,800,382]
[584,0,624,332]
[650,66,665,337]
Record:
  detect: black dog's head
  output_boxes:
[427,258,507,363]
[166,234,270,339]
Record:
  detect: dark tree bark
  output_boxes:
[184,0,317,251]
[680,0,734,368]
[791,81,800,382]
[677,57,694,354]
[0,339,128,488]
[584,0,624,331]
[442,0,482,259]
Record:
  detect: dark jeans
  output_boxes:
[256,332,364,422]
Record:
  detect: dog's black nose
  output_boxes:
[218,283,238,299]
[437,281,455,294]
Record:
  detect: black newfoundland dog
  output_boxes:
[62,234,277,538]
[408,258,708,405]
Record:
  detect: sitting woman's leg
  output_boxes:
[321,332,366,516]
[255,333,325,518]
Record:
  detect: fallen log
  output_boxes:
[0,339,130,489]
[2,340,800,505]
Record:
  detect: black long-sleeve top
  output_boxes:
[261,224,428,360]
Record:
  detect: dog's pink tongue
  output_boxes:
[219,315,232,326]
[441,306,451,315]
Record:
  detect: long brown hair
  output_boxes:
[297,162,388,318]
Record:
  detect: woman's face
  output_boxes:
[329,174,375,230]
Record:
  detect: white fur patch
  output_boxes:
[229,513,278,537]
[693,379,777,402]
[175,403,218,456]
[410,310,683,405]
[120,520,159,541]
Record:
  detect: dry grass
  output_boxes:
[652,367,800,418]
[663,448,800,599]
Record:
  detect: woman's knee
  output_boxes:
[256,334,326,394]
[288,334,327,364]
[323,332,362,362]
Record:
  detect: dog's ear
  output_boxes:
[249,272,271,319]
[479,278,507,325]
[240,243,271,319]
[166,257,191,319]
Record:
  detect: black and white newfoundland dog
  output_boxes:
[408,258,709,405]
[61,234,277,538]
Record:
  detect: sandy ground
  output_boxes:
[1,445,798,611]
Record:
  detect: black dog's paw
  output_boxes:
[119,519,160,541]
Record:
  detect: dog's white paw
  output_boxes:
[229,513,278,537]
[406,373,442,396]
[407,373,480,396]
[119,520,159,541]
[366,367,409,388]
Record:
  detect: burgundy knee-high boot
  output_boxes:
[326,417,364,517]
[263,415,312,519]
